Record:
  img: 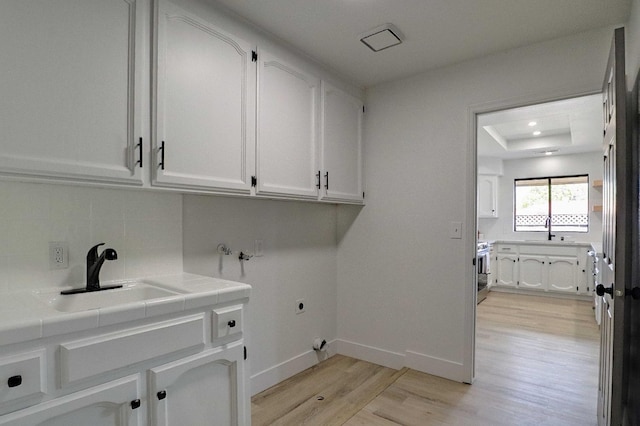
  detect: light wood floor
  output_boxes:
[251,292,600,425]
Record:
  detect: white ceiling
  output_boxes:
[210,0,631,88]
[477,94,603,159]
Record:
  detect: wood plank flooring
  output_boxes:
[251,292,600,425]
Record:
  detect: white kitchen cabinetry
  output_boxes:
[477,175,498,218]
[256,49,320,199]
[0,0,145,185]
[496,253,518,287]
[319,83,364,203]
[150,343,245,426]
[519,255,545,289]
[153,0,255,193]
[493,242,590,294]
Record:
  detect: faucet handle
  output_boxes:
[104,248,118,260]
[87,243,105,262]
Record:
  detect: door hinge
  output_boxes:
[251,176,257,187]
[244,346,247,360]
[363,191,365,199]
[577,286,579,292]
[252,50,258,62]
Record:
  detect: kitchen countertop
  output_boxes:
[0,273,251,347]
[491,239,596,248]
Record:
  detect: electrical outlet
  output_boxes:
[49,241,69,270]
[295,298,305,314]
[254,239,264,257]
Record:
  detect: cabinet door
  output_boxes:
[256,49,319,199]
[519,255,546,290]
[149,344,245,426]
[547,256,577,293]
[153,0,255,193]
[319,82,364,203]
[0,0,144,185]
[0,375,142,426]
[478,175,498,218]
[496,254,518,287]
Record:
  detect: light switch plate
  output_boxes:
[450,222,462,239]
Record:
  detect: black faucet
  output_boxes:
[545,216,556,241]
[61,243,122,295]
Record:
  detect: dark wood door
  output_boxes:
[598,27,630,426]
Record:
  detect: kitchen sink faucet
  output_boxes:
[545,216,556,241]
[61,243,122,295]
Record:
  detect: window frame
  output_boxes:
[513,174,590,233]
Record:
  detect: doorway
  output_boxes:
[470,94,604,412]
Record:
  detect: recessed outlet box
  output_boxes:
[295,299,305,314]
[49,241,69,269]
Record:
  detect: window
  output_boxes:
[514,175,589,233]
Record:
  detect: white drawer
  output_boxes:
[212,306,243,340]
[497,245,517,253]
[0,350,45,407]
[59,314,205,386]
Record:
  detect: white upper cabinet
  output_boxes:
[256,49,320,199]
[320,83,364,203]
[478,175,498,218]
[0,0,145,185]
[153,0,255,193]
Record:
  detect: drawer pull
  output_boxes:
[130,399,141,409]
[228,320,236,328]
[7,375,22,388]
[157,390,167,400]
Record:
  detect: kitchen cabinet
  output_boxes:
[519,255,545,289]
[256,49,320,199]
[477,175,498,218]
[319,83,364,203]
[149,343,245,425]
[153,0,256,194]
[496,253,518,287]
[0,0,145,185]
[493,242,590,294]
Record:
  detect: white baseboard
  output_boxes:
[335,339,405,370]
[250,341,335,396]
[405,350,466,382]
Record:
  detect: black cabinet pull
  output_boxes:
[130,399,141,409]
[316,171,321,189]
[157,390,167,400]
[7,375,22,388]
[159,141,165,170]
[324,171,329,190]
[228,320,236,328]
[136,137,143,168]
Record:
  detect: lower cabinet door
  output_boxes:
[519,255,546,290]
[149,344,245,426]
[548,256,577,292]
[0,375,142,426]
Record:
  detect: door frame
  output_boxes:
[464,87,601,383]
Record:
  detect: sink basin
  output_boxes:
[32,282,180,313]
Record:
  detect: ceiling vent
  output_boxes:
[359,24,404,52]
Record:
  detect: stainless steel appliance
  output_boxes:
[477,241,490,303]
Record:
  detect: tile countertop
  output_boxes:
[0,273,251,347]
[492,239,597,248]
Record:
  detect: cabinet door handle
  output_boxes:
[136,137,143,168]
[157,390,167,400]
[7,375,22,388]
[324,171,329,190]
[316,171,321,189]
[228,320,236,328]
[159,141,165,170]
[130,399,141,409]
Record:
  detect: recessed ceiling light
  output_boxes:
[528,121,537,127]
[533,130,541,136]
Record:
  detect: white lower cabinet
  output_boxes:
[494,243,589,294]
[0,375,142,426]
[496,254,518,287]
[149,342,245,426]
[0,306,248,425]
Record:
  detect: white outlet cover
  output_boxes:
[49,241,69,269]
